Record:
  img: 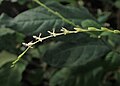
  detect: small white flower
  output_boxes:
[60,27,70,35]
[33,33,43,42]
[48,29,56,37]
[22,41,33,48]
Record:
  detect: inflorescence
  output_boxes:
[11,27,120,67]
[11,0,120,67]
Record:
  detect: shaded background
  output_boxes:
[0,0,120,86]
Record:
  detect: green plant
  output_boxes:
[11,0,120,67]
[1,0,120,86]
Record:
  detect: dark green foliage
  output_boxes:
[0,61,27,86]
[0,0,120,86]
[1,2,95,35]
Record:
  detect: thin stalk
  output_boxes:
[11,46,30,67]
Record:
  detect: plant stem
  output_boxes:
[11,46,30,67]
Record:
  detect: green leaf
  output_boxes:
[108,34,120,46]
[0,0,3,4]
[105,51,120,66]
[0,34,17,52]
[0,61,27,86]
[97,12,111,23]
[50,66,104,86]
[0,51,16,68]
[0,13,13,28]
[114,0,120,9]
[10,2,95,35]
[0,28,15,37]
[15,32,25,43]
[50,68,71,86]
[81,19,101,29]
[30,44,49,58]
[43,39,110,67]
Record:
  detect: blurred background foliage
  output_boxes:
[0,0,120,86]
